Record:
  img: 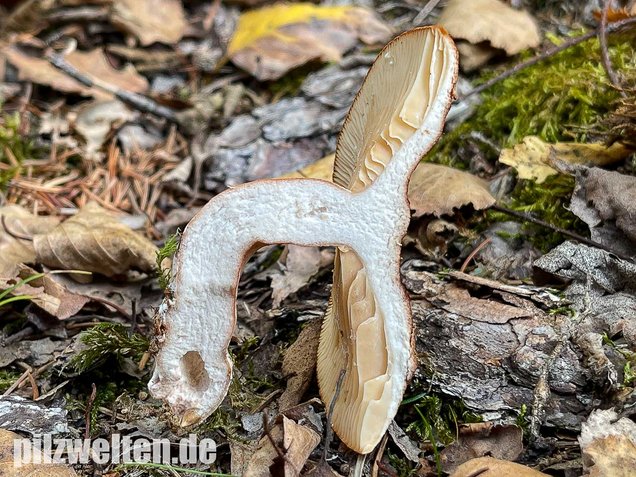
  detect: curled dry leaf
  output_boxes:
[408,163,495,217]
[450,457,548,477]
[1,47,148,99]
[227,3,392,80]
[499,136,632,184]
[439,0,540,56]
[244,415,320,477]
[570,167,636,245]
[0,205,59,277]
[0,265,89,319]
[0,428,78,477]
[33,202,158,277]
[110,0,187,46]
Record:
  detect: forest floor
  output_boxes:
[0,0,635,476]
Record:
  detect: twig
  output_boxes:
[599,0,627,96]
[87,295,131,320]
[84,383,97,439]
[322,369,346,462]
[460,237,492,273]
[491,204,633,262]
[45,52,179,124]
[462,16,636,99]
[412,0,443,25]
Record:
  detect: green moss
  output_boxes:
[430,33,635,168]
[488,175,586,251]
[0,368,22,393]
[402,393,481,475]
[0,112,36,190]
[70,323,149,373]
[156,231,180,291]
[387,450,418,477]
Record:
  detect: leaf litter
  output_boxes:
[0,0,635,475]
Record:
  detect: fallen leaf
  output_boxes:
[282,153,335,181]
[282,416,321,476]
[244,415,320,477]
[450,456,548,477]
[0,428,78,477]
[1,47,148,99]
[439,0,540,56]
[33,202,158,277]
[569,167,636,247]
[441,423,523,474]
[0,205,59,277]
[579,409,636,477]
[279,319,321,411]
[0,265,88,319]
[269,245,333,307]
[499,136,631,183]
[74,100,136,160]
[227,3,392,80]
[408,163,495,217]
[110,0,187,46]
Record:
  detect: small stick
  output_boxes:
[491,204,633,262]
[322,369,346,462]
[599,0,626,96]
[460,237,492,273]
[412,0,443,25]
[462,16,636,99]
[45,52,179,124]
[84,383,97,439]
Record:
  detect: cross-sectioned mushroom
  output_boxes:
[149,26,459,454]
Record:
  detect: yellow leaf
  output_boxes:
[281,153,335,181]
[228,3,392,80]
[499,136,632,183]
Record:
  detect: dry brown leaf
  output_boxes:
[441,424,523,474]
[227,3,392,80]
[0,205,59,277]
[439,0,540,56]
[579,409,636,477]
[244,416,320,477]
[500,136,632,184]
[408,163,495,217]
[1,47,147,99]
[0,428,78,477]
[570,167,636,245]
[450,457,548,477]
[110,0,187,46]
[282,416,321,476]
[269,245,333,307]
[0,265,89,319]
[585,435,636,477]
[33,202,158,277]
[279,319,322,411]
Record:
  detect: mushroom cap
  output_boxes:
[317,26,459,454]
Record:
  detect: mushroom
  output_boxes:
[149,26,459,454]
